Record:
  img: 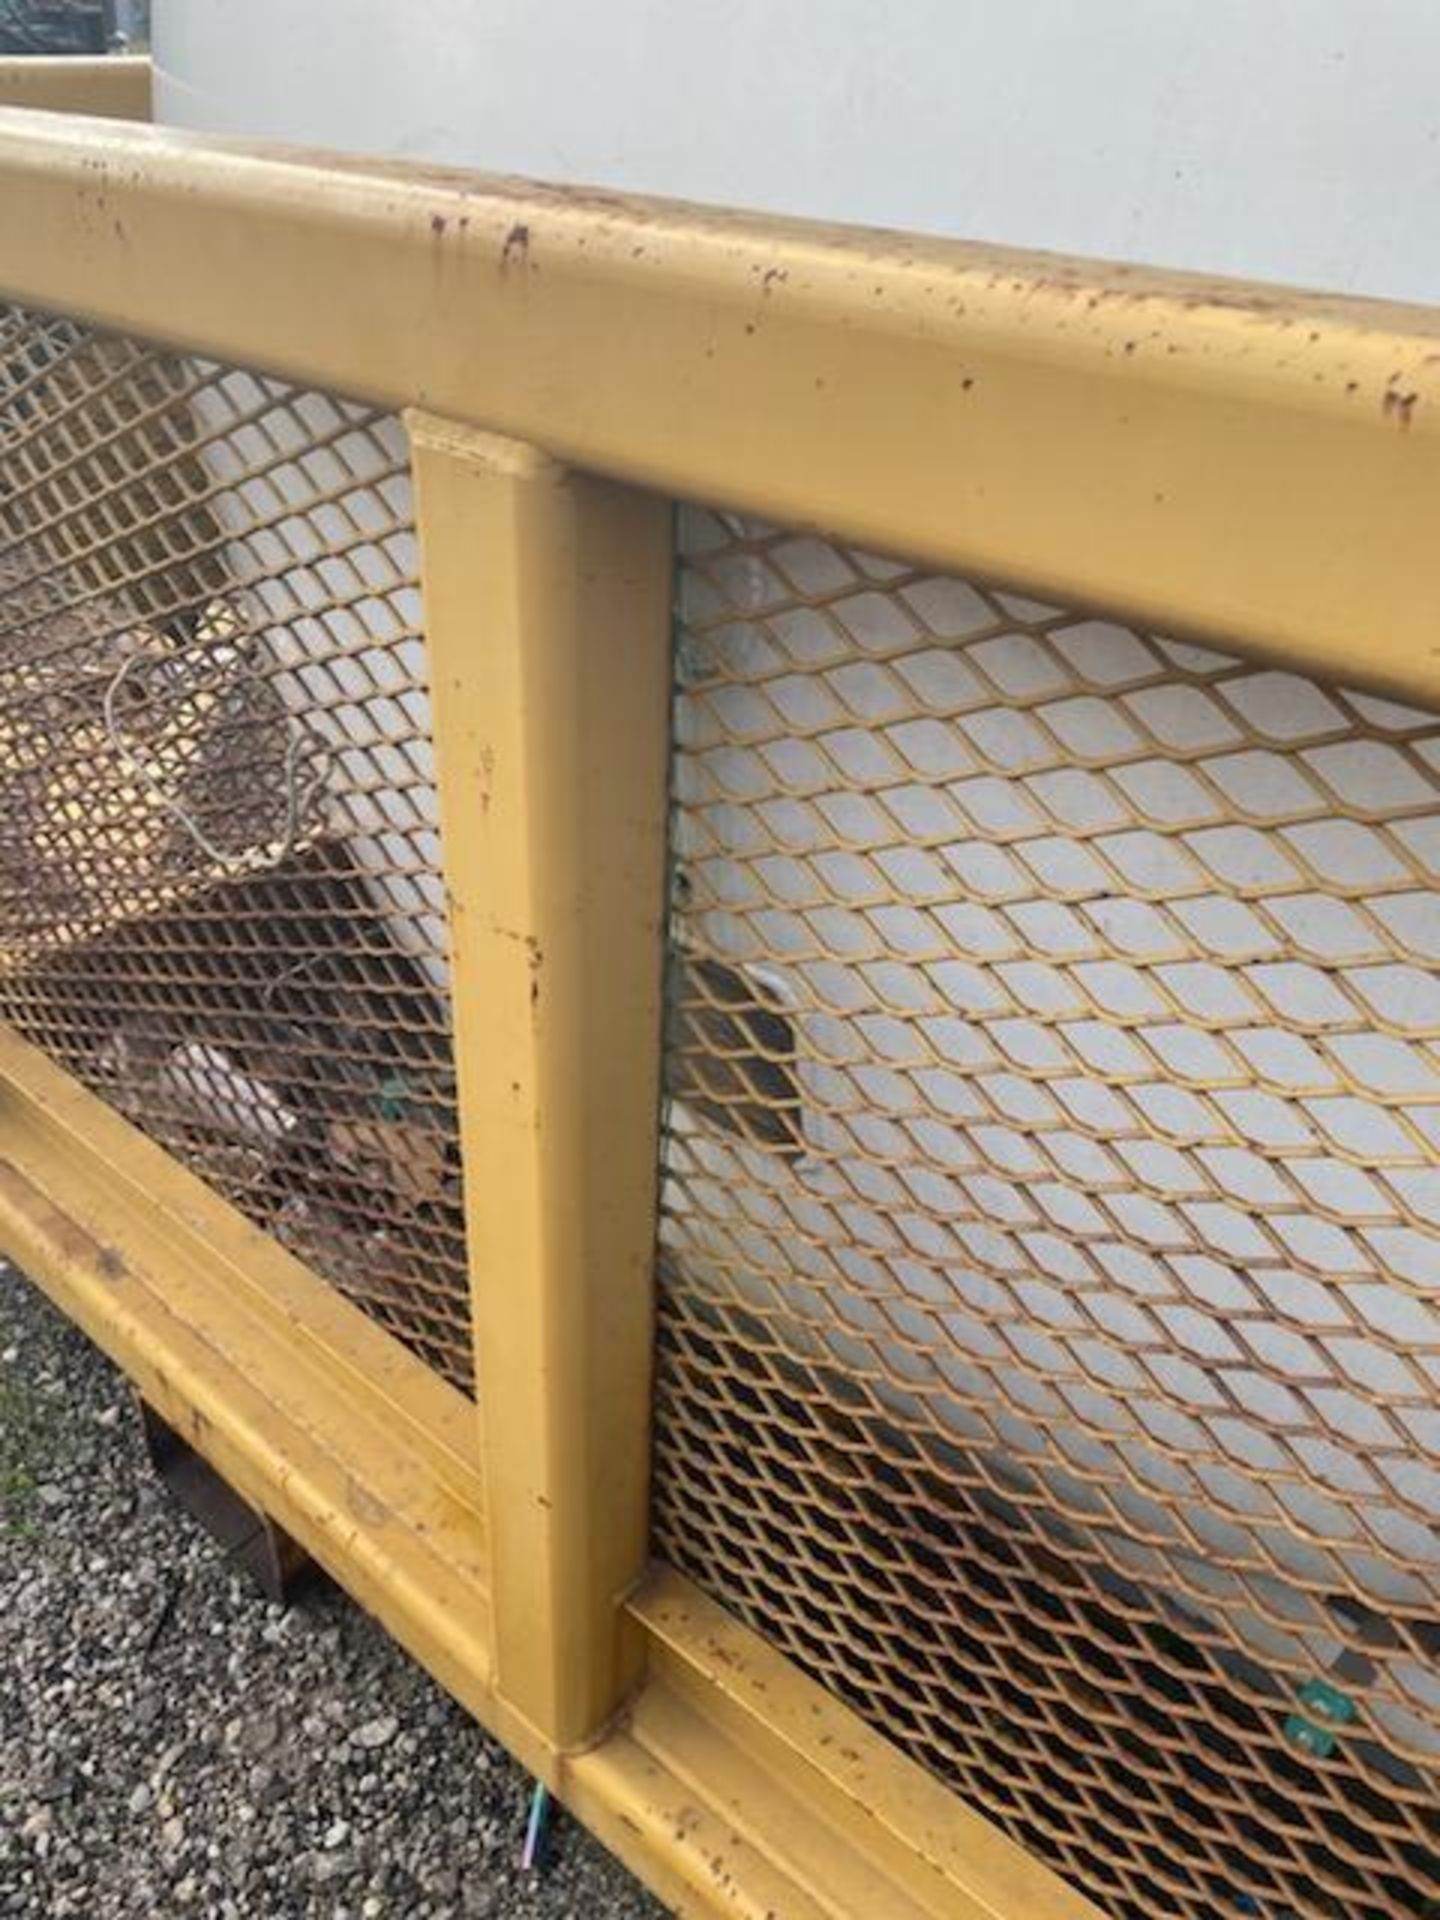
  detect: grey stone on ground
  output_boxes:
[0,1262,666,1919]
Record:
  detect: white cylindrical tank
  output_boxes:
[154,0,1440,302]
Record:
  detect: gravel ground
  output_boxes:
[0,1261,666,1919]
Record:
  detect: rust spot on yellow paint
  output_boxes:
[347,1478,389,1526]
[1383,386,1420,429]
[501,222,531,271]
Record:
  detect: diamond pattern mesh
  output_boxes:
[0,304,473,1392]
[654,507,1440,1919]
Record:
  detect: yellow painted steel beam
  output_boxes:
[565,1569,1105,1920]
[0,112,1438,701]
[0,56,150,120]
[410,414,673,1760]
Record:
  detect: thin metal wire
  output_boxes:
[102,643,335,876]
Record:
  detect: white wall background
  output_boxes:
[155,0,1440,302]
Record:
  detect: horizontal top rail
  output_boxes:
[1,108,1439,700]
[0,57,149,120]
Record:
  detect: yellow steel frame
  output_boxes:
[3,106,1440,704]
[2,61,1434,1920]
[410,415,673,1759]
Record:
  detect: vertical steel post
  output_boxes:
[408,414,673,1758]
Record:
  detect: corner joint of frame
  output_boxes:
[404,409,567,485]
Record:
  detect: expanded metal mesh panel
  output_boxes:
[0,304,472,1391]
[654,508,1440,1919]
